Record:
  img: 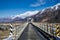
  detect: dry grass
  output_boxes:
[0,30,10,40]
[0,22,25,40]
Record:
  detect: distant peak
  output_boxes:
[40,3,60,14]
[11,10,39,19]
[51,3,60,10]
[56,3,60,6]
[55,3,60,10]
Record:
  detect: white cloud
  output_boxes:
[30,0,45,7]
[12,10,39,19]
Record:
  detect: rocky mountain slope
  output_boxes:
[32,3,60,23]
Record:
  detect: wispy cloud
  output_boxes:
[30,0,46,7]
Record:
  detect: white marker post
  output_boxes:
[3,24,14,40]
[9,24,14,40]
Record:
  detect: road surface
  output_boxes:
[18,24,47,40]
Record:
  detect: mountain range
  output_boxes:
[0,3,60,23]
[32,3,60,23]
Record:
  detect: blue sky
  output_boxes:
[0,0,60,18]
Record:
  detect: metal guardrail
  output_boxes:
[14,22,28,40]
[32,23,60,39]
[2,22,28,40]
[1,22,60,40]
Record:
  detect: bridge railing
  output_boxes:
[32,22,60,38]
[13,22,28,40]
[2,22,28,40]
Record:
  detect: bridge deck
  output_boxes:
[18,24,47,40]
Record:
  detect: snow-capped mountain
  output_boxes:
[0,10,39,22]
[51,3,60,10]
[0,17,12,22]
[12,10,39,19]
[39,3,60,14]
[32,3,60,23]
[0,3,60,23]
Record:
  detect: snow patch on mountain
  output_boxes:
[55,3,60,10]
[51,3,60,10]
[40,9,45,14]
[40,3,60,14]
[12,10,39,19]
